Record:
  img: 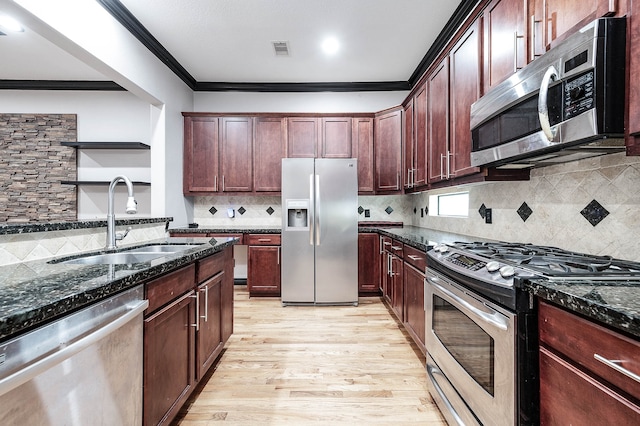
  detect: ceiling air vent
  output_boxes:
[272,41,290,56]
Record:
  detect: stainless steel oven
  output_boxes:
[426,267,516,426]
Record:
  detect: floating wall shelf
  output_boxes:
[61,141,150,149]
[61,181,151,186]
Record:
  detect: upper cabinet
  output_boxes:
[287,116,353,158]
[428,18,482,184]
[254,117,287,192]
[183,114,252,194]
[403,86,427,190]
[483,0,527,89]
[353,117,375,194]
[374,108,403,193]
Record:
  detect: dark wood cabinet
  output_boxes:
[247,234,281,296]
[321,117,352,158]
[483,0,526,89]
[220,117,253,192]
[287,117,319,158]
[403,86,427,191]
[450,18,482,179]
[538,301,640,424]
[143,249,233,426]
[403,245,426,355]
[353,117,374,193]
[374,108,403,193]
[627,0,640,154]
[183,116,219,193]
[389,249,404,322]
[254,117,286,192]
[427,58,450,184]
[358,233,380,295]
[403,99,414,190]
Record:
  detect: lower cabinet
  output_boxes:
[403,245,426,355]
[247,234,281,296]
[143,248,233,426]
[358,233,380,295]
[538,300,640,424]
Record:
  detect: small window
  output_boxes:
[429,192,469,217]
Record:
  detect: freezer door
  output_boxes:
[314,158,358,304]
[281,158,316,303]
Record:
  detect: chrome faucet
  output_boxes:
[106,175,137,250]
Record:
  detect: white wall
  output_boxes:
[194,91,408,113]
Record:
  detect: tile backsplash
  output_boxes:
[410,152,640,261]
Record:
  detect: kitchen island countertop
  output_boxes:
[0,236,237,342]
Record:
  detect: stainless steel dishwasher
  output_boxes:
[0,285,148,425]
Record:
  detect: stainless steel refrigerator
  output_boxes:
[281,158,358,306]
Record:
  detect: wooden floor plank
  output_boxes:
[173,286,445,425]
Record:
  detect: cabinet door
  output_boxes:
[484,0,526,89]
[221,247,234,343]
[544,0,618,48]
[403,263,425,354]
[183,116,219,193]
[450,19,482,179]
[358,233,380,294]
[353,117,374,193]
[403,99,414,189]
[628,0,640,153]
[390,254,404,321]
[427,58,450,183]
[247,245,281,296]
[220,117,253,192]
[413,85,427,188]
[144,292,195,426]
[254,117,286,192]
[382,253,392,303]
[321,117,352,158]
[196,273,223,381]
[287,117,318,158]
[374,109,402,192]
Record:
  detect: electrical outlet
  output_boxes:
[485,208,492,224]
[421,208,424,217]
[364,209,370,218]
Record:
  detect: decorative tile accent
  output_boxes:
[580,199,609,227]
[209,206,217,216]
[358,206,364,214]
[237,206,246,215]
[425,205,428,215]
[517,202,533,222]
[413,207,417,214]
[385,206,394,215]
[266,206,274,215]
[478,203,486,219]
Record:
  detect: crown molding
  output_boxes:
[0,80,125,90]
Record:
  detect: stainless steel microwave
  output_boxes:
[470,17,626,169]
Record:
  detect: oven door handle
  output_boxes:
[427,274,509,331]
[538,65,559,142]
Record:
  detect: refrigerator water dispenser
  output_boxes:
[285,199,309,230]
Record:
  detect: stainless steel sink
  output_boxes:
[122,244,203,253]
[58,252,167,265]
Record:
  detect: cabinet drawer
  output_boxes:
[403,245,426,270]
[145,264,196,314]
[197,251,226,283]
[246,234,281,245]
[390,240,404,258]
[539,301,640,400]
[381,236,393,253]
[210,233,244,244]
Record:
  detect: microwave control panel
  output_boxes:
[563,70,594,120]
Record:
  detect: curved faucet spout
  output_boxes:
[106,175,137,250]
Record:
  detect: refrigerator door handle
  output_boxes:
[315,174,321,246]
[309,174,315,246]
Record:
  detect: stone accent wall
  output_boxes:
[0,114,77,222]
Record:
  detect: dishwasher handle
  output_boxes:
[0,299,148,397]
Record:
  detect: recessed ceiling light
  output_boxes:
[321,37,340,55]
[0,15,24,33]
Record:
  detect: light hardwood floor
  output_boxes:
[173,286,446,425]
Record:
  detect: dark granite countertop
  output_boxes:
[169,226,281,234]
[525,278,640,339]
[0,217,173,235]
[0,236,237,343]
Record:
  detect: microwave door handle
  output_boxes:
[538,65,559,141]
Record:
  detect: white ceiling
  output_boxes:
[0,0,465,85]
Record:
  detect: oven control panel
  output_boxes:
[446,253,486,271]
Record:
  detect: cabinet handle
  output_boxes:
[530,15,542,61]
[407,255,422,261]
[191,292,200,331]
[608,0,617,14]
[513,32,524,72]
[258,238,272,242]
[446,151,452,179]
[277,246,280,265]
[222,175,225,191]
[396,172,400,190]
[391,245,402,251]
[214,176,218,192]
[383,241,392,246]
[440,153,446,180]
[388,254,393,276]
[200,285,208,322]
[594,354,640,384]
